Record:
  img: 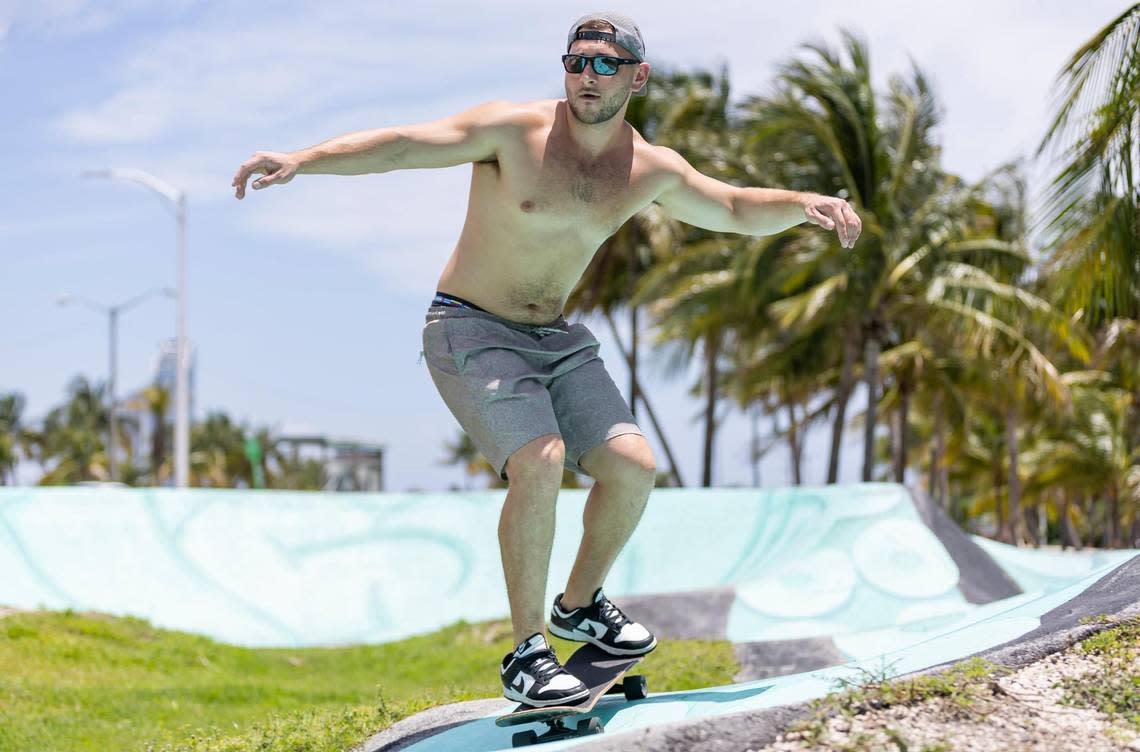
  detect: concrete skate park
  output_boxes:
[1,483,1136,751]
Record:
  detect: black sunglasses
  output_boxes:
[562,53,641,76]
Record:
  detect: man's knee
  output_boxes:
[505,433,566,485]
[581,433,657,487]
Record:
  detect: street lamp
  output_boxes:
[57,287,176,482]
[81,168,190,488]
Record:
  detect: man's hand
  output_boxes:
[231,151,301,200]
[802,193,862,248]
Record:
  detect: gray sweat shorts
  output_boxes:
[421,300,643,481]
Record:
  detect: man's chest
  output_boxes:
[491,133,662,234]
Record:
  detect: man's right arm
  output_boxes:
[296,99,517,175]
[232,100,521,198]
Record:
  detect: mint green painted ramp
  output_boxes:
[0,484,1132,650]
[390,556,1137,752]
[0,483,1136,751]
[0,483,1007,646]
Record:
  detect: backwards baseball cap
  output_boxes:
[566,11,648,97]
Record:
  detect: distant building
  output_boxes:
[155,338,197,420]
[115,340,385,491]
[114,338,196,483]
[276,435,386,492]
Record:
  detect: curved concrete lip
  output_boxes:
[1,484,1134,752]
[358,487,1138,752]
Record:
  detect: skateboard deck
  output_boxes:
[495,642,648,747]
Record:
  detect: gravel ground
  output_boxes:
[761,639,1140,752]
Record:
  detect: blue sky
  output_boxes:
[0,0,1120,491]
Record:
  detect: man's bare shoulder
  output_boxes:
[474,99,555,129]
[634,141,687,192]
[635,141,684,170]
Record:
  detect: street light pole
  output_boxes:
[109,305,118,480]
[81,168,190,488]
[58,287,175,483]
[175,192,189,489]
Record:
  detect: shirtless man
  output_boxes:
[232,11,860,708]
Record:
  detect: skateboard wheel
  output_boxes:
[512,729,538,747]
[624,675,648,700]
[577,718,603,735]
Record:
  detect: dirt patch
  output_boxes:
[762,636,1140,751]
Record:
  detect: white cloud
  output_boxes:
[48,2,544,146]
[1,0,193,40]
[54,85,177,142]
[26,0,1129,290]
[238,167,470,294]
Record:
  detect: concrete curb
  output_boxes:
[571,554,1140,751]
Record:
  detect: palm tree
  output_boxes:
[441,429,503,489]
[736,29,947,482]
[1037,3,1139,325]
[740,32,1074,492]
[27,376,110,484]
[0,392,26,485]
[1026,375,1139,548]
[141,384,170,485]
[189,412,248,487]
[1033,4,1140,547]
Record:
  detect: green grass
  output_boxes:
[0,609,738,752]
[1057,614,1140,731]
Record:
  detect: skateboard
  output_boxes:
[495,642,649,747]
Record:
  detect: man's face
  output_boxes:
[564,39,645,125]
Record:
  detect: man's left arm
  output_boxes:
[653,148,862,248]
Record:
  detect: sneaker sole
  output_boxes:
[548,621,658,656]
[502,684,589,706]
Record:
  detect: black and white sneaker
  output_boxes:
[500,633,589,707]
[549,587,657,656]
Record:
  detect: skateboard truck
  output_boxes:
[506,673,648,747]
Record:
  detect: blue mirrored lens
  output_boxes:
[593,57,619,75]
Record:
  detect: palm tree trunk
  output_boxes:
[701,330,721,488]
[1003,406,1025,545]
[602,311,684,487]
[827,333,858,483]
[940,444,951,515]
[786,402,803,485]
[1083,494,1099,548]
[1055,491,1069,550]
[994,458,1008,542]
[1109,487,1121,548]
[862,331,881,482]
[892,380,911,483]
[750,404,762,487]
[930,395,945,506]
[1026,504,1041,547]
[1102,497,1112,548]
[1059,490,1083,550]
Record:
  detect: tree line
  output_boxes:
[446,12,1140,549]
[0,378,324,490]
[4,11,1137,549]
